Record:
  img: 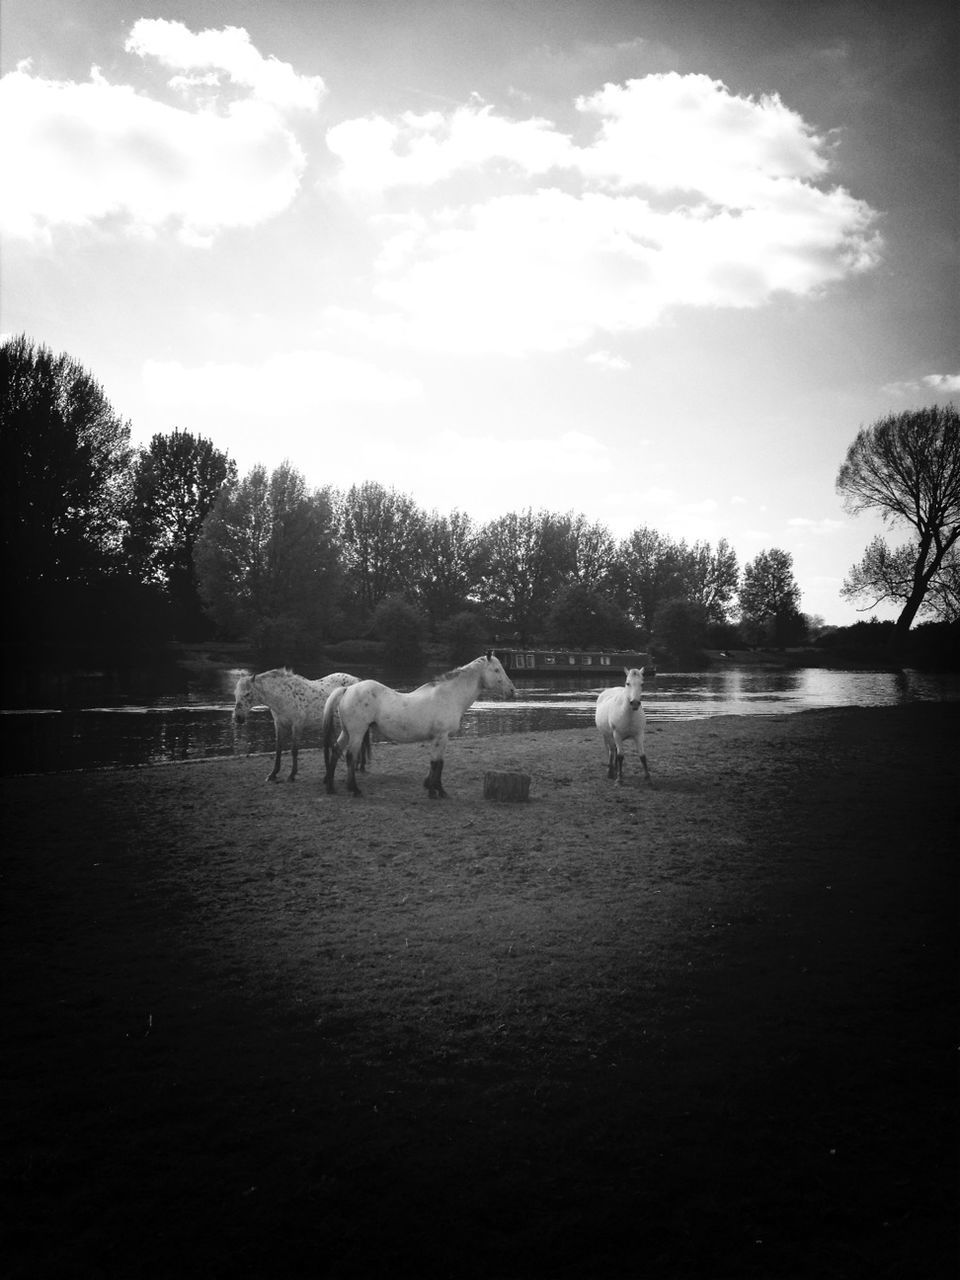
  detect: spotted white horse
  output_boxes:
[232,668,370,782]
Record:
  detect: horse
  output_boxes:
[322,652,516,798]
[232,668,370,782]
[595,666,653,786]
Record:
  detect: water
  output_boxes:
[2,664,958,777]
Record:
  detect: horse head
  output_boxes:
[481,653,516,700]
[623,666,645,710]
[232,674,256,726]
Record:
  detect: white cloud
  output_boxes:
[787,516,846,534]
[326,76,881,353]
[326,100,570,194]
[0,24,320,243]
[883,372,960,395]
[142,349,422,412]
[126,20,325,111]
[586,350,631,371]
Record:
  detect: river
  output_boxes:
[2,664,958,776]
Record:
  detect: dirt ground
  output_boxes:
[3,705,958,1279]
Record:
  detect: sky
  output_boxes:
[1,0,957,626]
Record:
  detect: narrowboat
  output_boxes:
[493,648,653,676]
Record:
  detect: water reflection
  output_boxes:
[2,666,958,776]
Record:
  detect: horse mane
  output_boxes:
[256,667,295,679]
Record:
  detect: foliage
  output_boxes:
[739,548,804,646]
[194,462,341,663]
[416,509,487,623]
[439,610,492,666]
[477,509,574,642]
[124,429,236,638]
[369,594,428,670]
[837,405,960,643]
[651,597,708,665]
[1,335,132,589]
[545,583,637,648]
[683,538,740,623]
[0,334,143,658]
[613,527,689,632]
[335,482,427,624]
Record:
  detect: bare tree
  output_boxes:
[837,405,960,646]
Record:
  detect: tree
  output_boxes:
[335,482,427,623]
[1,335,133,609]
[545,583,636,648]
[194,462,341,661]
[125,429,236,637]
[416,509,486,624]
[613,527,688,633]
[837,405,960,648]
[477,509,574,642]
[566,514,619,586]
[650,597,708,664]
[738,548,803,647]
[369,594,428,670]
[682,538,740,624]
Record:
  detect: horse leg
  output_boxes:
[604,732,618,780]
[267,716,283,782]
[423,740,448,798]
[324,728,347,794]
[346,749,362,797]
[422,758,447,798]
[288,725,299,782]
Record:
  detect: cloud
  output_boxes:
[787,517,845,534]
[883,372,960,396]
[0,23,321,243]
[327,77,882,353]
[125,20,326,111]
[142,349,422,412]
[586,350,631,371]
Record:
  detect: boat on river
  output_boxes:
[492,647,651,676]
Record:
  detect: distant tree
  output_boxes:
[566,514,619,586]
[545,582,636,648]
[1,334,133,612]
[651,597,708,664]
[837,405,960,649]
[613,527,687,632]
[416,509,487,624]
[335,482,427,623]
[194,462,340,662]
[682,538,740,623]
[125,429,236,637]
[439,609,491,666]
[369,594,428,670]
[477,509,574,642]
[739,548,803,647]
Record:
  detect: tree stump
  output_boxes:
[483,771,531,802]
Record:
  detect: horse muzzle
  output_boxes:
[629,699,642,710]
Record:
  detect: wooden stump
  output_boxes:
[483,771,531,802]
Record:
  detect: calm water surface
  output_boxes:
[2,664,958,776]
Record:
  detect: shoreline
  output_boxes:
[4,703,958,1279]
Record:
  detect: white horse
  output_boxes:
[323,652,516,798]
[232,668,369,782]
[596,666,653,786]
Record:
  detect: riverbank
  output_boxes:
[3,705,958,1279]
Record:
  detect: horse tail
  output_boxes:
[323,685,347,769]
[359,727,373,771]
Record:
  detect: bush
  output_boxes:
[439,611,492,666]
[369,595,428,671]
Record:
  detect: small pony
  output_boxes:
[232,668,370,782]
[595,666,653,786]
[323,652,516,798]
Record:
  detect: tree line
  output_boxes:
[3,335,957,669]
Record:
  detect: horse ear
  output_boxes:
[485,649,492,660]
